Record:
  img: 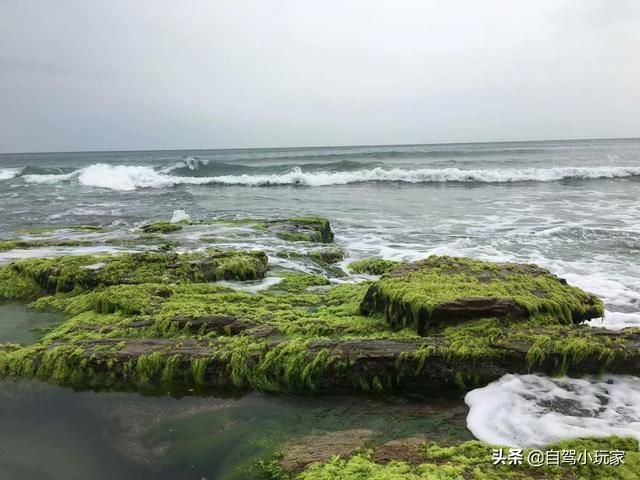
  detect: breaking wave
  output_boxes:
[15,164,640,191]
[0,168,23,181]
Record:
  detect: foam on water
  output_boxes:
[465,374,640,447]
[23,171,77,184]
[170,209,191,223]
[0,168,22,181]
[217,276,283,293]
[16,164,640,190]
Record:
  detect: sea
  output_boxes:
[1,137,640,478]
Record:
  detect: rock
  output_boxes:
[373,436,427,465]
[360,256,604,335]
[309,247,345,264]
[268,216,334,243]
[141,222,183,234]
[280,429,378,472]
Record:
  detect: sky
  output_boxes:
[1,0,639,153]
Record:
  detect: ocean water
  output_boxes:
[2,138,640,328]
[2,138,640,476]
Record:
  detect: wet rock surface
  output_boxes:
[267,216,335,243]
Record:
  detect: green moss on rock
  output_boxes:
[0,239,89,252]
[270,217,334,243]
[309,248,345,265]
[0,249,631,395]
[361,256,604,335]
[141,222,183,234]
[0,249,268,300]
[348,258,402,275]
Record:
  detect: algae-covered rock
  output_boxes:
[0,239,90,252]
[360,256,604,335]
[309,247,345,264]
[348,258,401,275]
[269,216,334,243]
[140,222,183,234]
[0,247,630,397]
[0,249,268,299]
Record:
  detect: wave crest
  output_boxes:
[0,167,23,181]
[16,164,640,191]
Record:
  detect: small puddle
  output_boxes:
[0,303,63,344]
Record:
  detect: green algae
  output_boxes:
[309,248,345,265]
[363,256,604,334]
[522,329,617,375]
[0,249,268,300]
[291,436,640,480]
[0,239,90,252]
[141,222,183,234]
[0,266,619,393]
[348,258,402,275]
[0,245,622,395]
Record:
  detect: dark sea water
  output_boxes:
[1,138,640,478]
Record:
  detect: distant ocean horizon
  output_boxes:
[3,135,639,156]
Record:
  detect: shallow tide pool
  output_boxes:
[0,380,471,479]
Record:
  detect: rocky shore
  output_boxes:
[0,215,638,479]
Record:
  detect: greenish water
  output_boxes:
[0,380,471,479]
[0,304,63,344]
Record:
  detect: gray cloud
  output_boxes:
[1,0,638,152]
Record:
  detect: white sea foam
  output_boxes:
[217,276,283,293]
[170,209,191,223]
[0,168,22,180]
[17,164,640,190]
[77,164,182,191]
[465,374,640,447]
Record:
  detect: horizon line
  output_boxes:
[1,135,639,156]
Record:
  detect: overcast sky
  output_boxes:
[1,0,639,153]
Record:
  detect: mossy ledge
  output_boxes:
[0,251,635,395]
[361,256,604,335]
[0,249,268,299]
